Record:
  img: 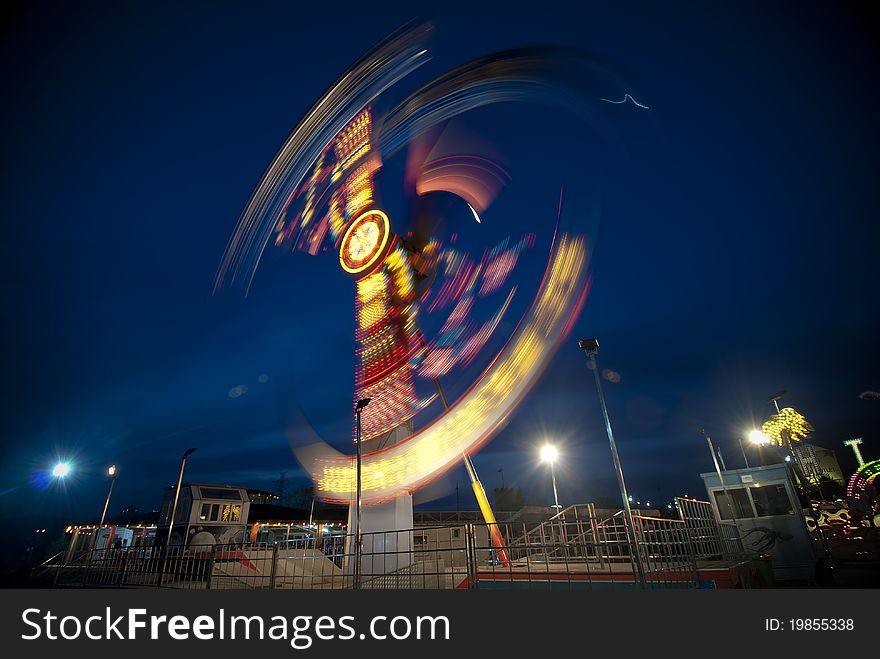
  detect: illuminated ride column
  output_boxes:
[334,110,509,569]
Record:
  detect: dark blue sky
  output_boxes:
[1,1,878,525]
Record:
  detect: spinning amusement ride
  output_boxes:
[215,23,635,561]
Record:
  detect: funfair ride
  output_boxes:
[214,23,638,565]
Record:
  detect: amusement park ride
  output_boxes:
[756,401,879,530]
[214,24,602,569]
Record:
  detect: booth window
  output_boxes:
[199,487,241,500]
[712,487,753,520]
[750,484,792,517]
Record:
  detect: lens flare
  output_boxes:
[52,462,71,478]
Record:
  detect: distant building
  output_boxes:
[247,489,282,505]
[792,443,846,485]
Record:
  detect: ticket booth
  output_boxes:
[702,463,816,582]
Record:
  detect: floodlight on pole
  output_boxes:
[540,444,561,514]
[159,448,197,585]
[768,390,786,414]
[698,427,736,519]
[540,444,559,465]
[52,463,71,478]
[737,436,751,469]
[92,464,118,552]
[748,429,771,445]
[354,397,370,589]
[579,337,646,589]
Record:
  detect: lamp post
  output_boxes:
[768,390,785,414]
[541,443,565,550]
[540,445,561,514]
[748,429,771,466]
[579,338,646,588]
[738,437,751,469]
[354,397,370,589]
[160,448,196,585]
[698,427,737,519]
[91,464,118,552]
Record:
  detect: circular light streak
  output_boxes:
[847,458,880,499]
[311,233,589,504]
[339,209,391,275]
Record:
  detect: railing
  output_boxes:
[38,501,746,590]
[676,497,745,560]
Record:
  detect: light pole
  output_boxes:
[768,390,785,414]
[748,429,771,465]
[579,338,646,588]
[541,443,565,550]
[354,397,370,589]
[160,448,196,584]
[738,437,751,469]
[91,464,118,552]
[540,444,561,514]
[698,427,737,519]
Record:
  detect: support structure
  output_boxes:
[580,338,646,589]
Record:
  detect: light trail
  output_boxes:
[599,93,649,109]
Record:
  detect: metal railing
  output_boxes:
[676,497,745,560]
[37,503,745,590]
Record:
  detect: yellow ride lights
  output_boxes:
[762,407,814,447]
[339,209,392,276]
[315,234,588,502]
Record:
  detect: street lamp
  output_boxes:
[579,338,646,589]
[91,464,118,552]
[737,437,751,469]
[768,390,786,414]
[697,427,750,526]
[159,448,197,585]
[354,397,370,589]
[51,462,71,478]
[748,429,771,466]
[166,449,197,549]
[748,429,770,445]
[540,444,561,514]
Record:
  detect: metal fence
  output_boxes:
[676,497,744,560]
[36,502,746,590]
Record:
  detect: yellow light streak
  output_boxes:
[316,233,588,502]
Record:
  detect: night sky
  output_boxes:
[2,1,878,534]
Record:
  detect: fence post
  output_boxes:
[52,553,65,588]
[118,550,128,588]
[81,546,93,588]
[463,524,477,590]
[269,543,278,590]
[156,546,165,588]
[206,546,215,590]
